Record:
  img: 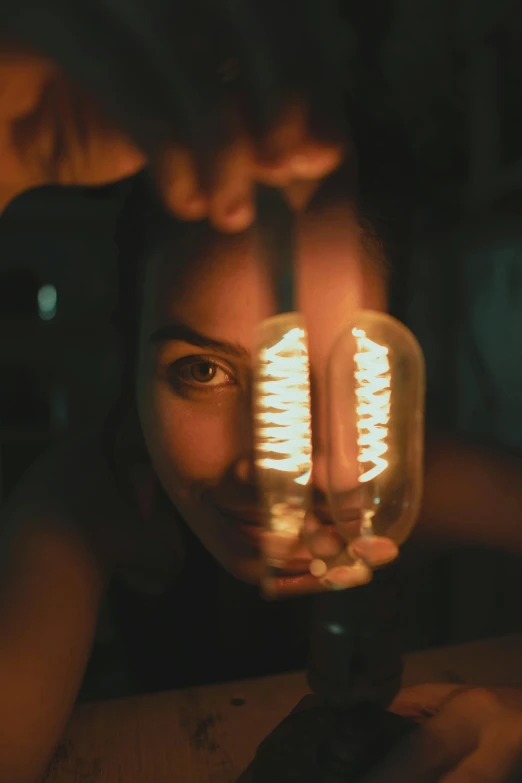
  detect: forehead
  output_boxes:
[143,203,385,355]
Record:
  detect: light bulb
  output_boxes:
[327,310,425,556]
[253,309,424,596]
[253,312,313,588]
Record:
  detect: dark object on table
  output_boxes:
[252,703,415,783]
[252,568,417,782]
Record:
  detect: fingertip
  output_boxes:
[254,159,293,187]
[303,511,321,535]
[308,530,344,559]
[349,537,399,568]
[175,195,209,221]
[211,195,254,233]
[309,559,328,578]
[289,144,344,179]
[321,562,373,590]
[155,148,209,221]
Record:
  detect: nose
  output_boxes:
[311,449,329,497]
[231,383,257,486]
[309,366,330,497]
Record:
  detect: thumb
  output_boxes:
[390,684,470,722]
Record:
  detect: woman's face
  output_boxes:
[137,201,386,585]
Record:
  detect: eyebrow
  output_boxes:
[149,321,250,359]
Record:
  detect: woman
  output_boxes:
[3,177,522,783]
[0,173,388,780]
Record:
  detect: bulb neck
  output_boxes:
[306,566,404,710]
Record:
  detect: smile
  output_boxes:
[211,503,319,573]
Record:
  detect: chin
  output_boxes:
[213,526,268,587]
[180,501,263,584]
[217,551,264,586]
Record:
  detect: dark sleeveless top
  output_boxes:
[101,399,311,693]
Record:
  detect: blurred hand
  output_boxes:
[237,685,522,783]
[262,509,399,598]
[0,48,146,206]
[0,0,347,226]
[364,683,522,782]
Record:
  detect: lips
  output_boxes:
[216,504,337,528]
[217,506,267,527]
[212,503,314,568]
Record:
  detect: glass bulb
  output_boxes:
[253,312,312,587]
[327,310,425,552]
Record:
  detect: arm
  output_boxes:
[415,432,522,555]
[365,683,522,782]
[0,440,114,783]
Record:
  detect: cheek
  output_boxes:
[138,375,245,497]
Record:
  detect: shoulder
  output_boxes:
[3,430,187,593]
[2,433,144,575]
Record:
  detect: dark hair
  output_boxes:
[114,172,185,388]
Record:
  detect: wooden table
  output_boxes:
[44,634,522,783]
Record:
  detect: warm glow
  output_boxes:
[328,312,425,553]
[255,326,312,484]
[353,327,391,484]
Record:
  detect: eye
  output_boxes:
[169,355,237,390]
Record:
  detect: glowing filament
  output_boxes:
[353,327,391,484]
[255,326,312,484]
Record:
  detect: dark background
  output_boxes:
[1,0,522,673]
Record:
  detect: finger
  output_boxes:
[348,536,399,568]
[390,685,469,723]
[263,570,330,599]
[301,512,373,588]
[255,102,343,185]
[156,147,208,221]
[263,561,373,598]
[262,557,368,598]
[261,531,309,562]
[206,135,255,232]
[52,84,147,184]
[302,512,345,559]
[320,562,372,589]
[9,72,146,188]
[64,127,145,185]
[4,0,215,159]
[439,735,522,783]
[283,179,320,211]
[0,51,56,120]
[286,139,344,181]
[308,530,344,559]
